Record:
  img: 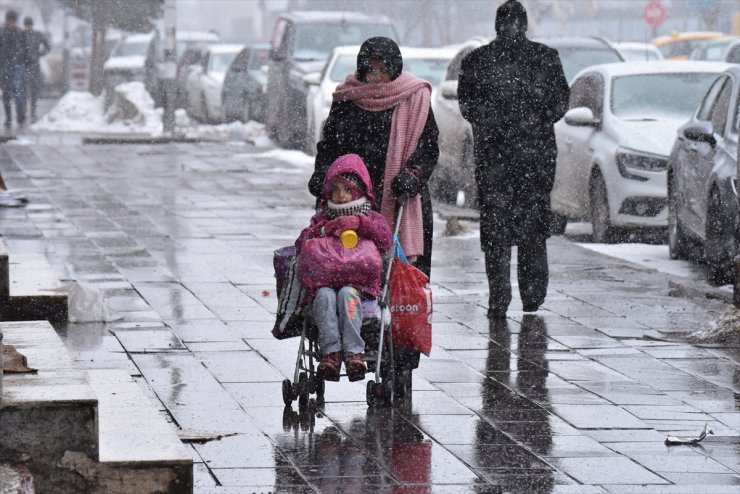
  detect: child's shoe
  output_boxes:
[345,353,367,382]
[317,352,342,382]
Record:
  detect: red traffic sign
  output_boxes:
[643,0,668,28]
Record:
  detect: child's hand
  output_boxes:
[324,216,360,237]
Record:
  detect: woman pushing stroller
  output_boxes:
[296,153,392,383]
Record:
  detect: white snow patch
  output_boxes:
[32,85,272,144]
[578,243,698,279]
[32,83,162,134]
[252,149,315,168]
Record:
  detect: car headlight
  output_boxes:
[616,149,667,181]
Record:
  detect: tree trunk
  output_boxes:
[88,17,106,96]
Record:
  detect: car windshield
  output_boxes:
[619,48,660,61]
[403,57,451,87]
[330,54,357,82]
[557,48,623,82]
[611,72,720,119]
[113,41,149,57]
[294,23,396,59]
[210,52,239,73]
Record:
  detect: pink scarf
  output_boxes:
[332,72,431,258]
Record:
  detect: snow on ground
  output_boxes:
[251,149,315,169]
[579,242,697,279]
[32,85,273,146]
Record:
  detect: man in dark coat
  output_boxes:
[23,17,50,123]
[458,0,569,319]
[0,10,29,127]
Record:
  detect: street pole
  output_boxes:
[162,0,177,134]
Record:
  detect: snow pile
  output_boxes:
[33,85,274,144]
[32,91,108,132]
[183,119,272,146]
[33,82,162,134]
[105,81,162,134]
[690,308,740,344]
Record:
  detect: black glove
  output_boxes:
[391,170,420,197]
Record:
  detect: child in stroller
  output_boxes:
[295,153,393,382]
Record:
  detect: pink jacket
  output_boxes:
[296,154,393,297]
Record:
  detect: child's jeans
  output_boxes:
[313,286,365,356]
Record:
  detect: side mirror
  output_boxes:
[564,107,600,127]
[440,80,458,100]
[270,48,286,62]
[303,72,321,86]
[683,121,716,147]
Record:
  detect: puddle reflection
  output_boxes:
[278,404,432,492]
[476,315,554,491]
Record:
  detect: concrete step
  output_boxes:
[80,370,193,493]
[0,321,98,492]
[1,253,67,327]
[1,322,192,493]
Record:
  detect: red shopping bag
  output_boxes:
[389,259,432,356]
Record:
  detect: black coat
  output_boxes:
[309,100,439,277]
[0,26,29,68]
[459,36,569,247]
[24,30,50,66]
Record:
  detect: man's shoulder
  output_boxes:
[525,39,559,58]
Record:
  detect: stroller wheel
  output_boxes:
[282,405,294,431]
[282,379,293,406]
[298,372,309,409]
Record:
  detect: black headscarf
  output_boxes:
[495,0,528,38]
[356,36,403,82]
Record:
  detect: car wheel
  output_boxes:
[704,189,734,285]
[668,174,692,260]
[589,170,616,243]
[550,212,568,235]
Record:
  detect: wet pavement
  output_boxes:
[0,135,738,493]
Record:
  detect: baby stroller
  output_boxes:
[277,200,415,408]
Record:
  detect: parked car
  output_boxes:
[176,30,220,59]
[185,43,243,123]
[550,61,731,242]
[667,65,739,284]
[304,44,456,155]
[653,31,726,60]
[688,36,739,62]
[430,36,624,208]
[103,32,158,105]
[222,43,270,123]
[723,39,740,64]
[613,41,663,61]
[265,11,398,148]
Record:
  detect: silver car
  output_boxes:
[551,61,731,242]
[668,65,739,284]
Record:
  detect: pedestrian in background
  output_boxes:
[23,16,50,123]
[458,0,569,319]
[0,9,29,127]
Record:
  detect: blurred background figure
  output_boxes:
[1,9,29,127]
[23,16,51,123]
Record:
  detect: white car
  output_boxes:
[304,45,457,155]
[613,42,663,61]
[551,61,731,242]
[185,44,243,123]
[104,32,157,97]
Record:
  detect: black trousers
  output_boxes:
[484,237,548,311]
